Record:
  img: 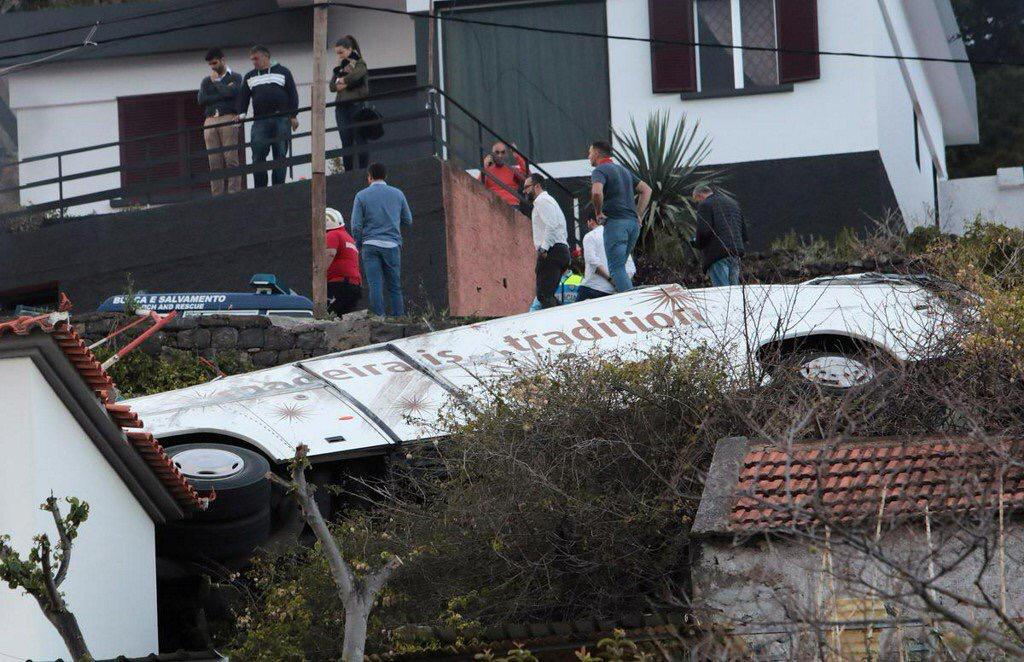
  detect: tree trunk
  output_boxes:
[42,603,92,661]
[342,595,372,662]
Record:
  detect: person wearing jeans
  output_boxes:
[707,256,742,287]
[361,244,403,316]
[587,140,651,293]
[236,45,299,188]
[250,116,291,187]
[350,163,413,317]
[693,185,747,287]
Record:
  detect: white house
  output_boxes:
[409,0,979,244]
[0,0,418,215]
[0,312,207,659]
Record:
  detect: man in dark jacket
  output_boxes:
[198,48,244,195]
[693,185,747,287]
[236,45,299,187]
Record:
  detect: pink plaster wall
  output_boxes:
[442,162,536,317]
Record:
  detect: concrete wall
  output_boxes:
[442,162,535,316]
[940,170,1024,234]
[7,4,416,214]
[0,157,449,314]
[0,357,158,659]
[71,310,470,369]
[692,526,1024,658]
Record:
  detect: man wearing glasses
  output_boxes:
[480,141,528,206]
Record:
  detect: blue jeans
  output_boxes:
[708,256,741,287]
[251,117,291,187]
[602,217,640,293]
[361,244,404,316]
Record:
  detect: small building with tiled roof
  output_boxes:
[690,435,1024,660]
[0,311,210,660]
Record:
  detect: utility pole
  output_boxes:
[310,0,329,317]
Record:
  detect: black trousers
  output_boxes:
[335,102,369,172]
[576,285,610,302]
[535,243,570,309]
[328,280,362,316]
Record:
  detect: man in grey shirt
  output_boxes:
[350,163,413,317]
[588,140,651,293]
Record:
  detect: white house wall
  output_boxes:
[604,0,879,166]
[873,0,947,229]
[940,174,1024,234]
[0,356,158,659]
[8,7,415,214]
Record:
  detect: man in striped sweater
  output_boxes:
[237,45,299,188]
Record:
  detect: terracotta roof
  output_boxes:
[697,436,1024,534]
[0,312,210,511]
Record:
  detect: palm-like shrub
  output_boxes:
[612,111,723,254]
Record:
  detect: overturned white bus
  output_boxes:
[128,275,954,561]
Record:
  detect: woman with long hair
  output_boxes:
[330,35,370,171]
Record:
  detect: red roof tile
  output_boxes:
[0,312,210,511]
[728,437,1024,533]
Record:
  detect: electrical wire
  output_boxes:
[329,1,1011,69]
[0,0,1009,69]
[0,0,244,48]
[0,23,97,77]
[0,2,306,64]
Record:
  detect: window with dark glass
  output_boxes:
[693,0,782,93]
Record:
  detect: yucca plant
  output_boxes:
[611,111,724,254]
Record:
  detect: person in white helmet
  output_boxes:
[324,207,362,316]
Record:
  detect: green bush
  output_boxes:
[95,347,251,399]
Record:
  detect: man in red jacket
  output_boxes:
[324,207,362,316]
[480,141,528,205]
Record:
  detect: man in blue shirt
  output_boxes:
[350,163,413,316]
[588,141,652,293]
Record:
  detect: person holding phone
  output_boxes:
[330,35,370,172]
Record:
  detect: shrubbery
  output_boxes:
[94,345,251,399]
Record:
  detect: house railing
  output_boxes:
[0,85,581,236]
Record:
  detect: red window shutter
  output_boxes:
[776,0,820,83]
[648,0,696,93]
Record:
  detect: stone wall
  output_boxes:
[73,311,467,369]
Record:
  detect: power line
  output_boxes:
[0,0,1008,71]
[0,23,97,77]
[330,1,1013,69]
[0,0,243,48]
[0,2,305,64]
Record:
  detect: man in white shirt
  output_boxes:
[523,174,570,309]
[578,216,636,301]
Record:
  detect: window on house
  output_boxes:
[694,0,780,93]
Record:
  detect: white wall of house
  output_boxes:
[606,0,878,164]
[0,356,158,659]
[940,169,1024,234]
[873,0,949,230]
[7,6,415,214]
